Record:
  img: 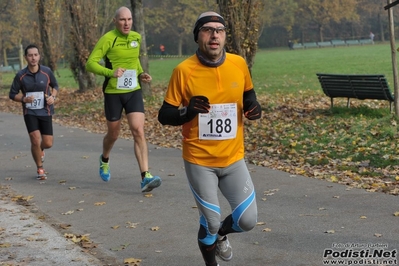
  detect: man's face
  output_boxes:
[25,48,40,67]
[114,9,133,35]
[197,22,226,61]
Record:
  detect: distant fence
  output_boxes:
[293,39,374,49]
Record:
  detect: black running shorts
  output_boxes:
[104,90,144,121]
[24,115,53,135]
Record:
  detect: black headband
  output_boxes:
[193,15,226,42]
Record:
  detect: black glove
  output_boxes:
[244,99,262,120]
[186,96,210,121]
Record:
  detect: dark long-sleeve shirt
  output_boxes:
[9,65,59,116]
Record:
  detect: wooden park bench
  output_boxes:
[345,40,360,46]
[316,73,395,111]
[293,43,304,49]
[359,39,373,45]
[331,40,346,47]
[303,42,319,49]
[317,41,332,48]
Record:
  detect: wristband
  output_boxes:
[179,107,187,117]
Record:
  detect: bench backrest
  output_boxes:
[345,40,359,45]
[303,42,318,48]
[316,73,394,102]
[317,41,332,46]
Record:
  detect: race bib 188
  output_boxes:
[198,103,237,140]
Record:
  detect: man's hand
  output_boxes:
[45,94,56,105]
[113,68,125,78]
[244,99,261,120]
[186,96,210,120]
[139,73,152,83]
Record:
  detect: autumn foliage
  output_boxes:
[1,86,398,196]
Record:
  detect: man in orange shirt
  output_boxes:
[158,11,261,266]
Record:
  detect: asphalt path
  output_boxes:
[0,111,398,266]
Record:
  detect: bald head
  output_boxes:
[113,6,133,35]
[115,6,131,19]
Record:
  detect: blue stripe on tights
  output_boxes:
[231,190,256,232]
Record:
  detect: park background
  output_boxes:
[0,0,399,196]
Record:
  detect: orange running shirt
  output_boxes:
[164,53,254,167]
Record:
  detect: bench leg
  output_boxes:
[330,98,333,108]
[346,98,350,108]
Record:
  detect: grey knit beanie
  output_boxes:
[193,11,226,42]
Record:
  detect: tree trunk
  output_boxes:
[178,36,183,56]
[36,0,53,70]
[387,0,399,115]
[3,48,8,67]
[319,25,324,42]
[378,13,385,42]
[65,0,97,92]
[36,0,61,72]
[131,0,151,97]
[217,0,263,71]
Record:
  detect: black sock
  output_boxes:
[101,155,109,163]
[141,171,148,178]
[198,240,217,266]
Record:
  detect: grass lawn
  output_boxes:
[1,42,398,194]
[1,42,396,93]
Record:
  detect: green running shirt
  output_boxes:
[86,29,143,94]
